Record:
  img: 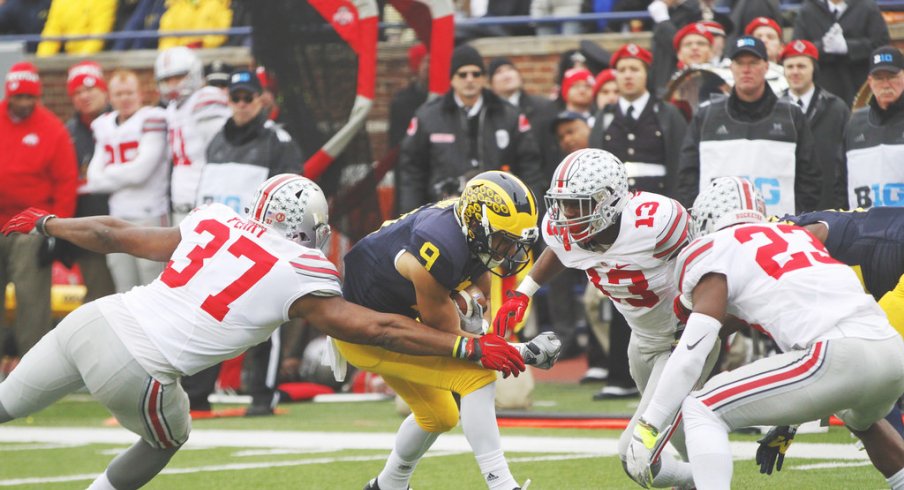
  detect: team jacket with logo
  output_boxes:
[166,86,230,212]
[397,89,543,213]
[844,98,904,209]
[199,112,302,214]
[676,222,894,352]
[543,192,689,344]
[96,204,341,382]
[342,201,487,319]
[677,90,821,216]
[83,106,169,220]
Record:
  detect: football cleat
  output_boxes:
[363,477,411,490]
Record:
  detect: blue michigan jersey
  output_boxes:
[342,201,488,318]
[784,208,904,300]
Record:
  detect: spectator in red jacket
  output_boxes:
[0,62,77,357]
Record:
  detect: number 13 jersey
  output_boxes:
[96,204,342,382]
[676,222,895,353]
[542,192,690,344]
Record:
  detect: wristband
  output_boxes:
[35,214,57,237]
[515,276,541,297]
[453,336,480,361]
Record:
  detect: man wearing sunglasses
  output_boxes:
[188,68,303,417]
[397,44,543,214]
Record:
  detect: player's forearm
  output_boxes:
[44,216,136,254]
[525,248,566,288]
[373,313,461,357]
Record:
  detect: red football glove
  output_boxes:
[673,295,691,324]
[1,207,53,237]
[492,290,530,339]
[457,334,526,378]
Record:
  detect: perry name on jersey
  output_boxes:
[542,191,689,342]
[101,204,341,380]
[676,222,895,352]
[342,200,487,318]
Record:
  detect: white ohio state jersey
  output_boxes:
[676,222,895,352]
[167,86,229,211]
[109,204,341,378]
[543,192,690,342]
[90,106,169,219]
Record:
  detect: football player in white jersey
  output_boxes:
[626,177,904,489]
[154,46,230,224]
[81,69,169,292]
[0,174,525,490]
[494,148,710,488]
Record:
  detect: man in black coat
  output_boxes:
[397,45,543,213]
[781,40,851,209]
[487,57,559,185]
[793,0,889,105]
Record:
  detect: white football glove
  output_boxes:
[515,331,562,369]
[822,23,848,54]
[647,0,670,23]
[456,290,487,335]
[625,418,662,488]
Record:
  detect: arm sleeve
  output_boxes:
[844,4,890,62]
[642,312,722,429]
[50,127,79,218]
[397,115,431,213]
[88,130,168,191]
[676,110,704,209]
[793,108,821,213]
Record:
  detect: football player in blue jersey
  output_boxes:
[335,171,561,490]
[755,207,904,475]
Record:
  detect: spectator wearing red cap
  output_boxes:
[745,16,783,63]
[780,40,850,209]
[678,36,821,216]
[561,67,595,121]
[701,20,727,63]
[0,62,77,357]
[793,0,889,105]
[591,43,687,200]
[63,60,115,303]
[593,69,618,108]
[674,22,715,68]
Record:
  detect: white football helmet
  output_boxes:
[545,149,629,244]
[247,174,331,250]
[154,46,203,104]
[690,176,766,240]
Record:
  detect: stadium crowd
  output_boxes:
[1,0,904,488]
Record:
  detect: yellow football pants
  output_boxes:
[879,273,904,339]
[335,340,496,433]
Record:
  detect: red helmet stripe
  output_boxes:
[252,174,298,222]
[555,150,584,191]
[735,177,753,210]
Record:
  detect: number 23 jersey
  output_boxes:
[676,222,895,353]
[98,204,341,381]
[543,192,689,343]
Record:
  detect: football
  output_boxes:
[452,285,487,316]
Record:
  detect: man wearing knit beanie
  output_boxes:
[0,62,78,359]
[63,60,115,303]
[397,44,542,214]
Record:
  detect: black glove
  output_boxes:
[756,425,796,475]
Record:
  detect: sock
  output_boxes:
[682,397,732,490]
[461,384,518,490]
[378,414,439,490]
[651,455,694,488]
[106,439,180,490]
[87,472,116,490]
[888,467,904,490]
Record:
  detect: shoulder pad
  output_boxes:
[676,236,716,295]
[652,198,691,260]
[290,250,342,282]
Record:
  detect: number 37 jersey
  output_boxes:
[101,204,341,381]
[543,192,690,343]
[676,222,895,353]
